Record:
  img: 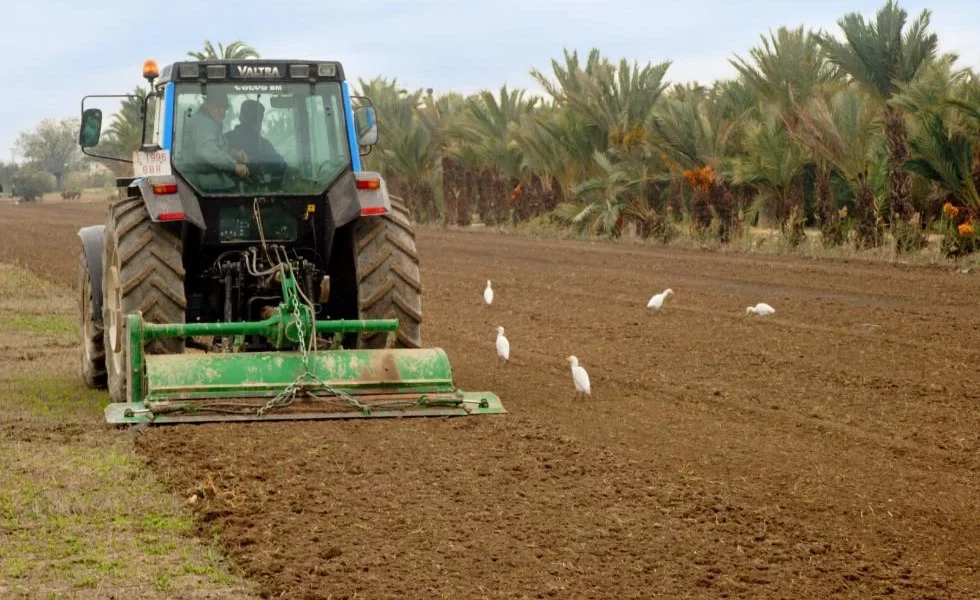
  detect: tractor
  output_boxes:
[76,58,504,424]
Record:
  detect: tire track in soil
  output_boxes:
[2,202,978,599]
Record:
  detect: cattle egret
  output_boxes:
[566,355,591,397]
[483,280,494,306]
[495,326,510,361]
[746,302,775,316]
[646,288,674,310]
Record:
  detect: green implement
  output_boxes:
[106,266,504,425]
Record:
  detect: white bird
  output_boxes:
[646,288,674,310]
[566,355,591,397]
[746,302,775,316]
[495,326,510,361]
[483,280,494,306]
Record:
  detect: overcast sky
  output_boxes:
[3,0,979,161]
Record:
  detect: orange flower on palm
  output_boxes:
[943,202,959,218]
[957,222,974,236]
[683,166,714,193]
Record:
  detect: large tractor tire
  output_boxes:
[78,252,107,388]
[102,196,186,403]
[353,195,422,349]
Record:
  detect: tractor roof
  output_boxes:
[157,59,346,85]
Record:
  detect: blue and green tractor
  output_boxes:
[76,57,504,424]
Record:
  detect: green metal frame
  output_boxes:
[106,265,505,424]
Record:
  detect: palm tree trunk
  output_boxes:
[816,164,842,246]
[884,105,913,223]
[548,176,564,209]
[708,181,737,243]
[492,169,509,225]
[459,169,473,226]
[419,182,436,224]
[476,169,494,225]
[670,179,685,217]
[973,147,980,190]
[690,188,712,236]
[526,174,545,219]
[786,174,806,247]
[854,174,881,249]
[925,183,952,224]
[441,156,461,227]
[885,105,926,252]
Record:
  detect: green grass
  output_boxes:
[1,376,106,420]
[0,312,75,336]
[0,263,259,599]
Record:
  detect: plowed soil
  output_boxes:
[2,200,978,599]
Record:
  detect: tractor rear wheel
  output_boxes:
[353,195,422,349]
[102,196,186,403]
[78,252,107,388]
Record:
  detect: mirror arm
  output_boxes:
[81,146,134,164]
[79,92,145,166]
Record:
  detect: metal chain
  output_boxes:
[257,370,374,416]
[240,203,375,418]
[256,262,373,417]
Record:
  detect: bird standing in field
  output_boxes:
[746,302,775,316]
[646,288,674,310]
[495,326,510,362]
[483,280,494,306]
[566,355,591,398]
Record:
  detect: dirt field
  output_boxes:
[1,199,978,599]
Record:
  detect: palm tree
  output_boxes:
[457,86,538,224]
[789,85,885,248]
[511,105,596,209]
[731,25,841,118]
[731,27,846,244]
[816,0,939,249]
[648,85,744,241]
[904,113,979,212]
[355,77,440,221]
[531,48,671,157]
[187,40,259,60]
[417,91,474,225]
[731,104,810,244]
[555,151,638,237]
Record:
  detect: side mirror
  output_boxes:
[354,105,378,147]
[79,108,103,148]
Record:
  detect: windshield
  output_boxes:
[171,81,351,196]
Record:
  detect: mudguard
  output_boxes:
[129,176,206,229]
[78,225,105,320]
[328,171,392,228]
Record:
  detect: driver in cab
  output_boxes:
[184,90,250,189]
[226,100,287,182]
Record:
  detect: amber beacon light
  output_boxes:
[142,59,159,81]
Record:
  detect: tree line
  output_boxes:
[358,1,979,258]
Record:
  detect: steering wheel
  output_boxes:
[238,157,286,192]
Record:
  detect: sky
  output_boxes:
[3,0,980,161]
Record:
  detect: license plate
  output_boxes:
[133,149,172,177]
